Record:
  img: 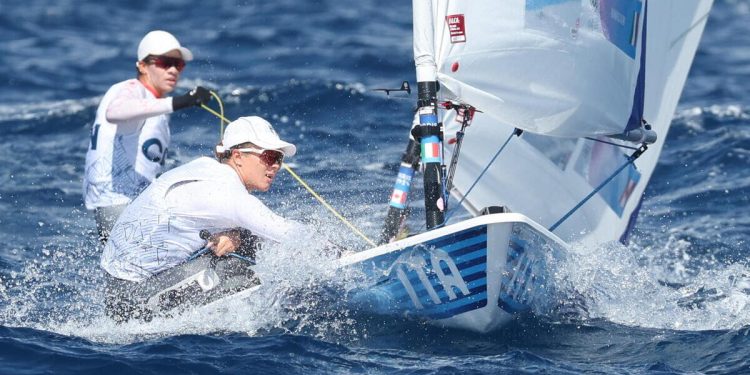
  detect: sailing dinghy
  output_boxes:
[339,0,713,333]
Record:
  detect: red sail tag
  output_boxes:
[446,14,466,43]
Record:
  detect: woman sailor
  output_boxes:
[100,117,310,321]
[83,30,211,244]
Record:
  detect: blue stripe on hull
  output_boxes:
[394,253,487,298]
[355,221,563,326]
[497,227,550,314]
[399,269,486,303]
[498,294,528,313]
[426,288,488,319]
[366,226,489,319]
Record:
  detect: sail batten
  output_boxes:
[624,0,648,134]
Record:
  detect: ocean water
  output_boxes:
[1,0,749,374]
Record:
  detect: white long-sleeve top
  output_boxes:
[101,157,303,282]
[83,79,174,209]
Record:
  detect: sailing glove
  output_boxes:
[172,86,212,111]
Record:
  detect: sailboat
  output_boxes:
[337,0,714,333]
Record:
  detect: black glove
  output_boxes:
[172,86,211,111]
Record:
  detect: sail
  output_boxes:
[434,0,713,243]
[416,0,651,138]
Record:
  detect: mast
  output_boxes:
[413,0,445,229]
[415,82,444,229]
[379,0,445,243]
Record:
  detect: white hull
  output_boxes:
[337,213,569,333]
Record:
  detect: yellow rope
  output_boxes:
[202,102,228,128]
[210,91,227,135]
[281,164,376,247]
[200,91,376,247]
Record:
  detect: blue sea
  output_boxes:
[1,0,749,373]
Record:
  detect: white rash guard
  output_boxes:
[83,79,174,210]
[100,157,303,282]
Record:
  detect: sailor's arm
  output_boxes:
[106,84,211,132]
[231,195,301,244]
[105,81,173,124]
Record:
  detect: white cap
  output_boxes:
[137,30,193,61]
[220,116,296,156]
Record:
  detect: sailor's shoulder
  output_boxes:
[166,157,235,183]
[189,156,223,170]
[107,79,140,91]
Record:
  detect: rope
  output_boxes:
[548,144,648,232]
[443,128,520,224]
[188,229,257,265]
[282,165,376,247]
[187,247,211,261]
[201,93,227,127]
[200,92,376,247]
[584,136,640,150]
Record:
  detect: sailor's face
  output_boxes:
[239,150,281,192]
[139,50,183,96]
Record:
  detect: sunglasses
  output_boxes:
[146,55,186,72]
[235,148,285,166]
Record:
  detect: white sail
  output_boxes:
[438,0,713,243]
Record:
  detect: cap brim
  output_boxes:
[255,139,296,157]
[178,47,194,61]
[147,46,193,61]
[279,143,296,157]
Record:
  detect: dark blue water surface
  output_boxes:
[1,0,749,374]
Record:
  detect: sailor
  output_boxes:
[83,30,212,244]
[100,116,305,320]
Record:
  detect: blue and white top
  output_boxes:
[83,79,172,210]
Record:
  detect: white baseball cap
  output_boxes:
[221,116,296,156]
[137,30,193,61]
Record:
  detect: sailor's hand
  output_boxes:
[206,230,240,257]
[172,86,212,111]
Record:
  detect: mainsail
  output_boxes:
[414,0,713,243]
